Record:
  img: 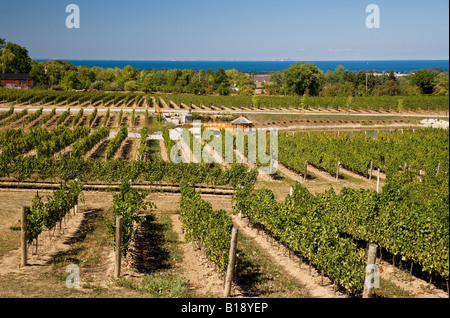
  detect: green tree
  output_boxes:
[282,62,325,96]
[0,48,15,74]
[124,80,139,92]
[213,68,230,90]
[140,74,154,93]
[122,65,138,80]
[270,71,284,94]
[388,70,397,82]
[29,61,49,87]
[0,41,32,74]
[382,79,401,96]
[325,65,345,84]
[62,70,80,90]
[44,60,76,88]
[96,68,116,83]
[217,83,231,96]
[410,70,436,94]
[436,73,449,90]
[77,66,96,90]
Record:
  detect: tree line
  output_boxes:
[1,37,449,97]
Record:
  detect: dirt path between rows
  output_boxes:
[278,161,385,186]
[231,214,347,298]
[340,166,387,182]
[377,260,448,298]
[0,209,88,277]
[0,204,142,293]
[159,139,169,162]
[276,163,305,183]
[232,214,449,298]
[268,123,425,132]
[170,214,244,297]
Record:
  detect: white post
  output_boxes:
[290,186,293,196]
[336,161,341,181]
[376,169,381,193]
[74,178,79,215]
[363,244,379,298]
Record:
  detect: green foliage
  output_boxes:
[278,128,449,178]
[410,70,436,94]
[179,182,233,272]
[1,154,256,188]
[41,108,56,125]
[283,62,325,96]
[0,106,14,121]
[105,125,128,159]
[71,108,84,127]
[56,108,71,125]
[106,180,155,256]
[0,39,32,74]
[24,107,43,125]
[233,183,367,294]
[88,108,98,127]
[36,125,89,157]
[25,181,83,244]
[275,128,449,282]
[137,126,149,160]
[102,108,110,127]
[71,127,110,157]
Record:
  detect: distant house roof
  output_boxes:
[252,75,272,89]
[1,73,34,80]
[231,116,253,125]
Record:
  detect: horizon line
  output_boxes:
[33,58,450,62]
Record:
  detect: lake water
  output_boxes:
[35,60,449,73]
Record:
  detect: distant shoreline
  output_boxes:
[34,59,449,73]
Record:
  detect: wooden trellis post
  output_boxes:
[21,206,27,267]
[363,244,379,298]
[114,216,123,279]
[224,227,239,298]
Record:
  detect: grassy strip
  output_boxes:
[235,232,310,298]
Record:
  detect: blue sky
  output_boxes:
[0,0,448,60]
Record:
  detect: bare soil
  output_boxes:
[377,260,449,298]
[159,139,169,162]
[232,214,346,298]
[0,207,88,277]
[170,214,232,297]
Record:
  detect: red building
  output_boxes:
[1,73,34,89]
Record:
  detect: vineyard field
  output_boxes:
[1,88,449,113]
[0,92,448,299]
